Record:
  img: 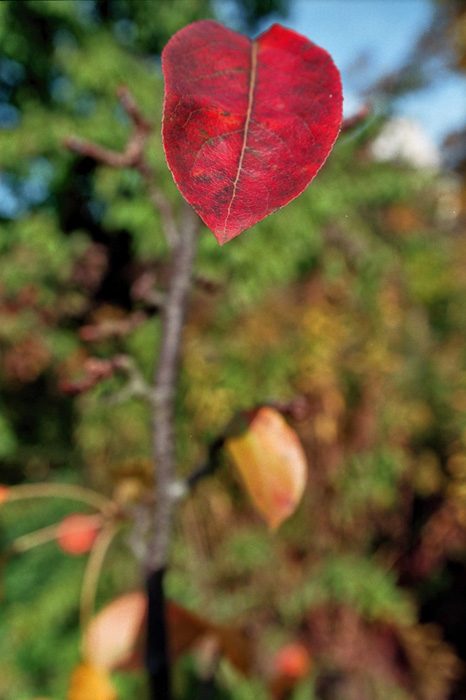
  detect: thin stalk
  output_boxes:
[5,483,113,513]
[11,513,104,554]
[12,522,61,553]
[79,523,118,636]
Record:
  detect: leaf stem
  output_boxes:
[11,521,61,553]
[10,513,105,554]
[5,483,113,513]
[79,523,118,637]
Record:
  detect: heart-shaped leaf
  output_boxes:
[225,407,307,529]
[162,20,342,244]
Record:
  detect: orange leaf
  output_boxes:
[225,407,307,529]
[67,663,117,700]
[56,514,101,555]
[84,592,147,671]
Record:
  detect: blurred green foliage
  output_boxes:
[1,1,466,699]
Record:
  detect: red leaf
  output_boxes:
[162,20,342,244]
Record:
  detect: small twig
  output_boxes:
[79,523,118,637]
[65,85,179,250]
[116,85,152,131]
[61,353,153,404]
[11,521,61,553]
[340,103,370,132]
[79,311,148,343]
[60,356,121,396]
[103,355,154,405]
[186,436,226,490]
[65,136,141,168]
[5,483,113,513]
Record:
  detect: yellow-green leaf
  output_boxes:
[226,407,307,529]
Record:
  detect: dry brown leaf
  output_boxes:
[226,407,307,528]
[214,624,254,676]
[167,600,212,658]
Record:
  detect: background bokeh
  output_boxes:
[1,1,466,698]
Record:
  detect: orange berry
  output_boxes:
[274,643,311,678]
[56,514,100,555]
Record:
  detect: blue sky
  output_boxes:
[281,0,466,144]
[218,0,466,145]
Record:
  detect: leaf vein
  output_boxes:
[222,40,258,238]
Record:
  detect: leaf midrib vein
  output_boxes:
[222,40,258,238]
